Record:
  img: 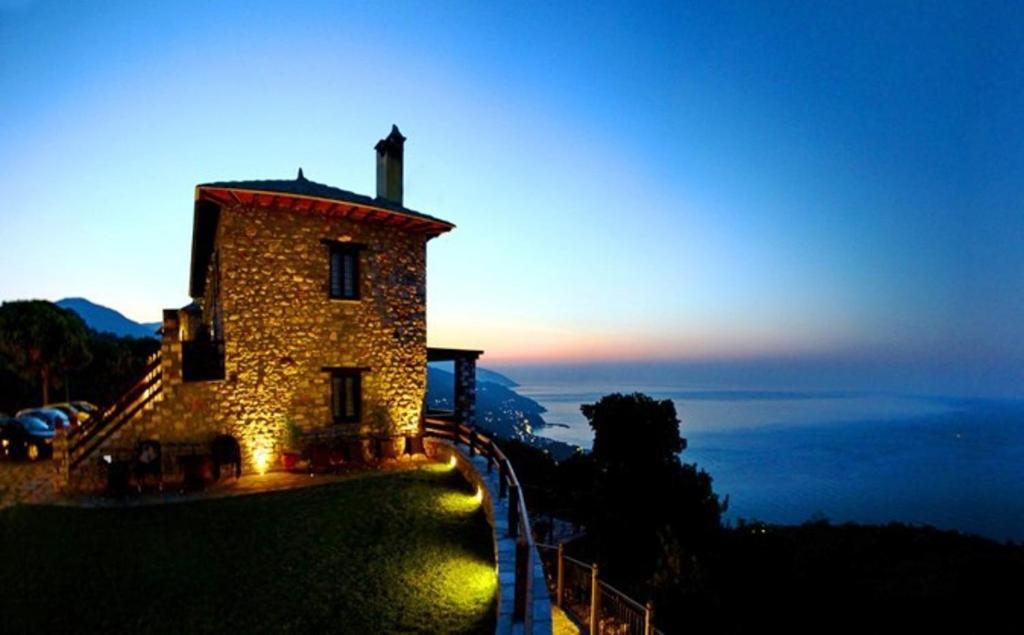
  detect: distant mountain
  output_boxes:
[427,362,520,388]
[426,366,577,460]
[477,367,519,387]
[56,297,161,339]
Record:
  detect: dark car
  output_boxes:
[15,408,71,431]
[0,416,55,461]
[71,401,98,414]
[44,403,89,426]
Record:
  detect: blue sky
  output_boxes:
[1,1,1021,395]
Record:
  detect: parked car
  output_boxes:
[15,408,72,431]
[71,401,99,416]
[44,402,90,425]
[0,416,55,461]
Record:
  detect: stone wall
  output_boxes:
[94,200,431,474]
[454,357,478,427]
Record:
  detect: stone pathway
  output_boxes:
[0,460,60,508]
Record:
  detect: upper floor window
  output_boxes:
[323,241,365,300]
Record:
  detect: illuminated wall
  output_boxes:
[94,197,431,474]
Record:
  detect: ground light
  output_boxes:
[418,554,497,621]
[439,488,484,515]
[252,447,271,475]
[421,454,459,474]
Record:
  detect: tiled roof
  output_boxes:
[197,170,453,228]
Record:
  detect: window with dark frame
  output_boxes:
[330,369,362,423]
[327,242,361,300]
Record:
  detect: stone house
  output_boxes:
[59,126,480,484]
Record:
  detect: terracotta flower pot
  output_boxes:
[281,451,301,471]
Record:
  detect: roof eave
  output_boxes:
[195,185,455,236]
[188,185,455,298]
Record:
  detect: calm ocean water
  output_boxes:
[512,377,1024,541]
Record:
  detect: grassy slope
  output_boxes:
[0,467,496,634]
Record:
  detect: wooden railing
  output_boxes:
[423,417,540,633]
[537,543,665,635]
[66,353,163,469]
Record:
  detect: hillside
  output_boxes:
[426,366,576,460]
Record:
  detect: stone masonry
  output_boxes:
[60,128,470,486]
[96,201,431,475]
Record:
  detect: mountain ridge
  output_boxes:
[56,297,161,339]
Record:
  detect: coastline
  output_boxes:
[509,375,1024,542]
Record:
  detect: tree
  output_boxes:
[0,300,91,405]
[581,393,724,584]
[585,392,685,473]
[68,330,158,406]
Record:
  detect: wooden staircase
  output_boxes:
[65,353,164,469]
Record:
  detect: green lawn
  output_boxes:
[0,465,496,633]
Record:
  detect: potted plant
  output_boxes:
[369,404,401,461]
[280,418,304,471]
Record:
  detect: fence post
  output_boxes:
[644,601,654,635]
[486,440,494,473]
[556,543,565,607]
[467,428,476,456]
[508,484,519,538]
[514,537,530,621]
[499,462,509,499]
[589,563,600,635]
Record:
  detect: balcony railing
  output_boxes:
[536,543,666,635]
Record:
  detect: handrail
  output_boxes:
[563,554,591,568]
[67,354,162,443]
[598,580,648,614]
[69,377,162,468]
[423,417,539,632]
[70,363,161,449]
[66,354,163,469]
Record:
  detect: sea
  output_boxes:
[504,367,1024,542]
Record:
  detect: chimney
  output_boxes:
[375,124,406,205]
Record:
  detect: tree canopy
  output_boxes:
[585,392,686,473]
[0,300,92,405]
[582,393,724,585]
